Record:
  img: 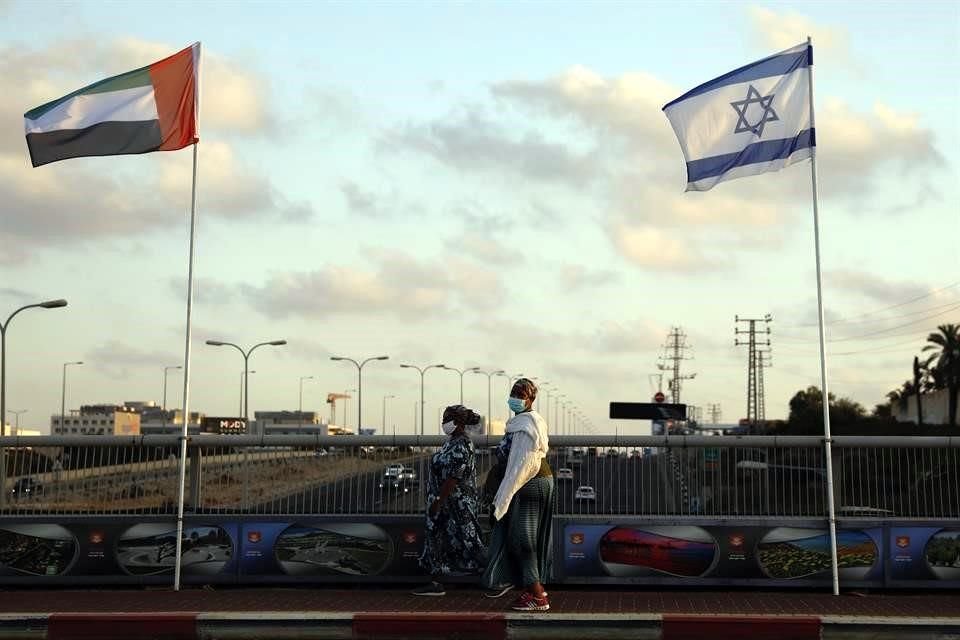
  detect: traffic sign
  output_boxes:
[654,391,666,403]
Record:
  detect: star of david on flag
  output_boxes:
[662,43,814,191]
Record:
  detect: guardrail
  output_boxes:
[1,435,958,520]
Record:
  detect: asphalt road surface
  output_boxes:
[255,449,686,517]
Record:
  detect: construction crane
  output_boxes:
[326,392,351,425]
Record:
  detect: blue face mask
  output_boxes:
[508,397,527,414]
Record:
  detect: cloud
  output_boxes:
[829,270,943,306]
[815,100,943,195]
[86,340,180,379]
[490,63,942,272]
[608,223,721,273]
[0,37,311,260]
[444,232,517,265]
[168,277,236,305]
[558,264,619,290]
[748,7,850,63]
[241,250,504,319]
[492,65,678,154]
[590,319,668,354]
[339,180,422,220]
[382,109,600,187]
[0,287,33,301]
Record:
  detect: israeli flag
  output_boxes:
[663,43,814,192]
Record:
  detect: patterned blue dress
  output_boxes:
[418,433,487,576]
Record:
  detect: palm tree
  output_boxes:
[923,324,960,428]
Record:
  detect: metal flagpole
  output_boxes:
[173,142,200,591]
[806,36,840,596]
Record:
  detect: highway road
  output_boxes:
[254,448,686,517]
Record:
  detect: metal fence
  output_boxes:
[1,435,958,520]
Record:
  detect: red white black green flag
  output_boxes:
[24,42,200,167]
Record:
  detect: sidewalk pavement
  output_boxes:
[1,586,959,639]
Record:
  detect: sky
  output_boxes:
[0,1,957,435]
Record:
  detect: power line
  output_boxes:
[783,299,960,330]
[776,302,960,344]
[779,280,960,328]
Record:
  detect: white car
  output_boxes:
[384,464,405,478]
[556,468,574,481]
[574,486,596,501]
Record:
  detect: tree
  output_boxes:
[923,324,960,428]
[788,386,866,432]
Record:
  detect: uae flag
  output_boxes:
[24,42,200,168]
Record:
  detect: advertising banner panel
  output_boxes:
[562,522,884,586]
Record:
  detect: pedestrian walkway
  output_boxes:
[1,587,959,639]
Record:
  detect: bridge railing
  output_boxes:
[1,435,958,520]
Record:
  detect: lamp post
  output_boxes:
[554,395,566,435]
[162,365,181,430]
[331,356,389,432]
[538,381,552,416]
[206,339,286,423]
[382,394,396,435]
[7,409,26,434]
[298,376,314,428]
[61,361,83,434]
[1,299,67,436]
[400,363,446,436]
[493,371,511,422]
[470,369,504,436]
[441,366,479,404]
[240,371,257,416]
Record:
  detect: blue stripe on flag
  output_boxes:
[686,129,816,183]
[663,45,812,110]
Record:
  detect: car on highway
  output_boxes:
[629,449,643,458]
[607,448,619,457]
[11,477,42,500]
[574,486,596,501]
[566,447,585,466]
[380,465,417,491]
[556,468,574,481]
[383,464,406,478]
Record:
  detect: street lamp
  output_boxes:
[382,394,396,435]
[206,339,286,423]
[7,409,26,434]
[61,361,83,434]
[538,381,552,416]
[1,299,67,436]
[331,355,388,431]
[162,365,181,430]
[441,366,479,404]
[470,369,504,436]
[299,376,314,428]
[400,363,446,436]
[240,371,257,416]
[493,371,511,422]
[554,395,566,435]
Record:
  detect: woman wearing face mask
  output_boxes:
[481,378,553,611]
[412,404,487,596]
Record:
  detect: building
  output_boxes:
[51,404,141,436]
[895,388,959,425]
[251,410,345,436]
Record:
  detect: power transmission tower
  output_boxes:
[757,348,772,421]
[657,327,696,405]
[707,403,722,424]
[735,314,771,429]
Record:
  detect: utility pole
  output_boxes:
[657,327,695,405]
[757,348,772,422]
[707,403,722,424]
[735,314,771,430]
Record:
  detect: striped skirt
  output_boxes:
[481,475,555,589]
